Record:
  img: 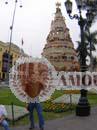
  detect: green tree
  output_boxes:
[77,31,97,54]
[76,30,97,70]
[92,57,97,71]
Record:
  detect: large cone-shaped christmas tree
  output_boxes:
[42,2,80,71]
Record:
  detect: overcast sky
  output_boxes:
[0,0,97,57]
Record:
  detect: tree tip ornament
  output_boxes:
[9,57,57,103]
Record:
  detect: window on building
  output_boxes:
[0,72,1,79]
[64,56,67,60]
[62,56,64,59]
[64,46,67,48]
[2,51,13,72]
[0,61,1,67]
[2,73,5,79]
[50,56,53,59]
[58,56,61,60]
[54,57,57,59]
[0,48,2,51]
[71,56,74,60]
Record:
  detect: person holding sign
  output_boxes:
[18,62,49,130]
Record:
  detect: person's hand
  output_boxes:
[0,115,5,123]
[0,116,1,123]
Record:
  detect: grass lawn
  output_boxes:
[0,88,65,107]
[0,87,25,107]
[88,94,97,106]
[0,87,97,106]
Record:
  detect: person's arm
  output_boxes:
[25,103,30,111]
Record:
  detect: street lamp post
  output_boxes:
[64,0,94,116]
[5,0,22,82]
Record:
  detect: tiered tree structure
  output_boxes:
[42,2,80,71]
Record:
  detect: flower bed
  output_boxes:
[43,100,73,113]
[42,90,78,113]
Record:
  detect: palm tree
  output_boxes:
[76,30,97,71]
[76,40,88,67]
[92,57,97,71]
[84,30,97,52]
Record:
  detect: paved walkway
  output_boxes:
[5,105,28,120]
[1,107,97,130]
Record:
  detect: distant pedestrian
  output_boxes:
[0,105,11,130]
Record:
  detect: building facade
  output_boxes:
[0,41,26,80]
[42,2,80,71]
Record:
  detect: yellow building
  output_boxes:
[0,41,27,80]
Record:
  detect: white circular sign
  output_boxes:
[9,57,56,103]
